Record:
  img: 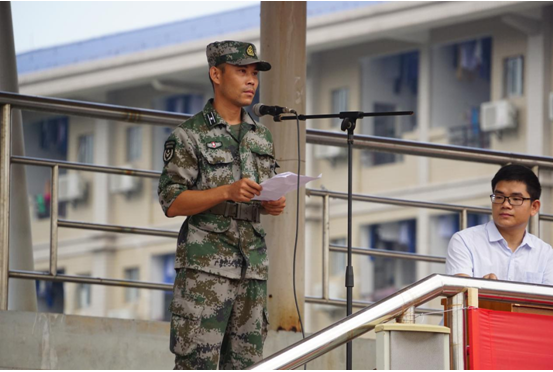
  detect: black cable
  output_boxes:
[290,111,306,369]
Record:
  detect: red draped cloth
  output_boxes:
[468,307,553,369]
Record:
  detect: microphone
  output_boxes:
[252,103,295,117]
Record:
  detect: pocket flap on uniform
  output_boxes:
[200,146,234,165]
[249,143,274,158]
[250,221,267,237]
[170,269,205,318]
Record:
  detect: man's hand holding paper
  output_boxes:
[261,196,286,215]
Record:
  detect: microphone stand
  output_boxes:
[278,110,413,370]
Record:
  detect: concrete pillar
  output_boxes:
[0,2,37,311]
[304,53,319,332]
[416,42,432,280]
[260,1,307,332]
[526,9,551,157]
[416,209,430,281]
[417,42,431,185]
[525,7,552,238]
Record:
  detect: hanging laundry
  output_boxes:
[455,37,491,81]
[39,116,68,155]
[394,52,419,95]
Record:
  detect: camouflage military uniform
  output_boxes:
[169,269,268,369]
[158,43,276,368]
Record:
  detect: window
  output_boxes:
[36,269,65,313]
[372,102,398,165]
[165,94,204,114]
[75,274,92,309]
[77,134,94,164]
[315,88,348,162]
[124,267,140,303]
[38,116,69,156]
[368,220,416,301]
[504,55,524,98]
[162,254,176,321]
[126,126,142,163]
[360,50,419,166]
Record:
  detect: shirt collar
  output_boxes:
[202,99,257,130]
[486,220,534,249]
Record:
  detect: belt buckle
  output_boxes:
[224,203,238,218]
[236,203,247,221]
[234,204,260,222]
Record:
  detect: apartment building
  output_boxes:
[17,1,553,333]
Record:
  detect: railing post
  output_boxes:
[0,104,11,310]
[449,292,465,370]
[530,165,540,237]
[322,194,329,300]
[459,209,468,231]
[50,165,59,276]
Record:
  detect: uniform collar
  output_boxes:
[486,220,534,249]
[203,99,257,130]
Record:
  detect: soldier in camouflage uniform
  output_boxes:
[158,40,286,370]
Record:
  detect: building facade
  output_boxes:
[17,1,553,333]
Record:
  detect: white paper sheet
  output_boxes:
[252,172,322,201]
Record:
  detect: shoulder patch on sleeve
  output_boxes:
[163,140,176,164]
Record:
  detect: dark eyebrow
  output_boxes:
[493,190,525,197]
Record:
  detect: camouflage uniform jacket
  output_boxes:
[158,99,277,280]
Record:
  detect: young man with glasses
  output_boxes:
[446,164,553,284]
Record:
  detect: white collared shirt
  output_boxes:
[446,220,553,285]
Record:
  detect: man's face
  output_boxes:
[492,180,540,232]
[212,63,259,107]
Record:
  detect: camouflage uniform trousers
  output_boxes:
[170,268,268,370]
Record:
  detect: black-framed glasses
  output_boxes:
[490,194,532,206]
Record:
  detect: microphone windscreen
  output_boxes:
[252,103,264,117]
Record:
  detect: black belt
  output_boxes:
[206,202,261,223]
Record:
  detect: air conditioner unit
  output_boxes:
[58,173,86,202]
[110,166,140,194]
[480,100,517,132]
[314,145,346,160]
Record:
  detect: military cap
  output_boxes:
[206,40,271,71]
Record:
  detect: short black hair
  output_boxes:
[491,164,541,200]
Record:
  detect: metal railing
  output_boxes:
[303,128,553,310]
[250,274,553,370]
[2,90,553,315]
[303,188,553,309]
[0,92,192,310]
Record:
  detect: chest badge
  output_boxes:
[206,141,222,149]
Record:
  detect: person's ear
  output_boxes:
[210,66,222,86]
[530,199,541,216]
